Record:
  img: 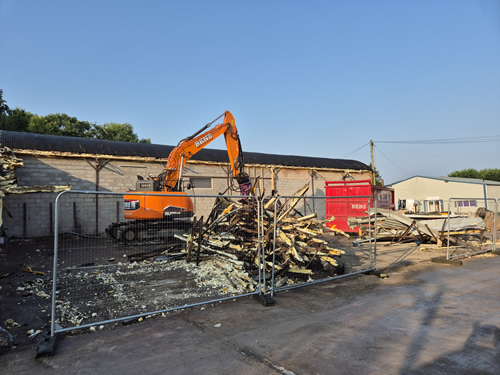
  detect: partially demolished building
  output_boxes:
[0,131,372,238]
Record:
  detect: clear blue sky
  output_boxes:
[1,0,499,184]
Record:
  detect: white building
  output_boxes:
[389,176,500,214]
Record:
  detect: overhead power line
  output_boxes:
[375,135,500,145]
[374,144,407,174]
[343,141,370,158]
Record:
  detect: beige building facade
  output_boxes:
[389,176,500,214]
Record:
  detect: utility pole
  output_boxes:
[370,140,375,185]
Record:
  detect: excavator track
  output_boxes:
[106,219,192,245]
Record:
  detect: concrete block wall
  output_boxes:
[2,193,57,238]
[2,155,370,238]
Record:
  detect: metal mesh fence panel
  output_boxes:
[445,198,498,260]
[259,194,376,295]
[47,190,500,335]
[50,190,383,334]
[51,191,260,334]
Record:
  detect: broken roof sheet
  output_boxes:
[0,130,371,171]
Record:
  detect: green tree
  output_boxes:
[449,168,480,179]
[2,108,33,132]
[373,168,384,186]
[1,89,151,143]
[0,89,10,129]
[27,113,93,137]
[91,122,150,143]
[0,91,34,132]
[0,90,9,115]
[448,168,500,182]
[480,168,500,182]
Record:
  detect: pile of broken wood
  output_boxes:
[350,208,489,247]
[175,183,347,291]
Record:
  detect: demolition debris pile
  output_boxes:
[350,208,494,248]
[175,183,346,290]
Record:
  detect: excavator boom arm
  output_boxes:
[163,111,247,191]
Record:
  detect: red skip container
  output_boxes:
[325,180,394,233]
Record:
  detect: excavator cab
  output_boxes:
[135,179,160,192]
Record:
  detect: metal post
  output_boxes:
[446,202,451,260]
[271,199,277,298]
[373,195,377,269]
[257,198,263,295]
[368,197,373,267]
[196,216,203,266]
[50,193,62,337]
[493,200,498,252]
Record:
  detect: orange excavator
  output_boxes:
[106,110,251,242]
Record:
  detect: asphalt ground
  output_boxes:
[1,252,499,375]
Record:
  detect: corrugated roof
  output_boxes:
[0,130,371,171]
[389,175,500,186]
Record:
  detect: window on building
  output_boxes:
[189,177,212,189]
[455,200,477,208]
